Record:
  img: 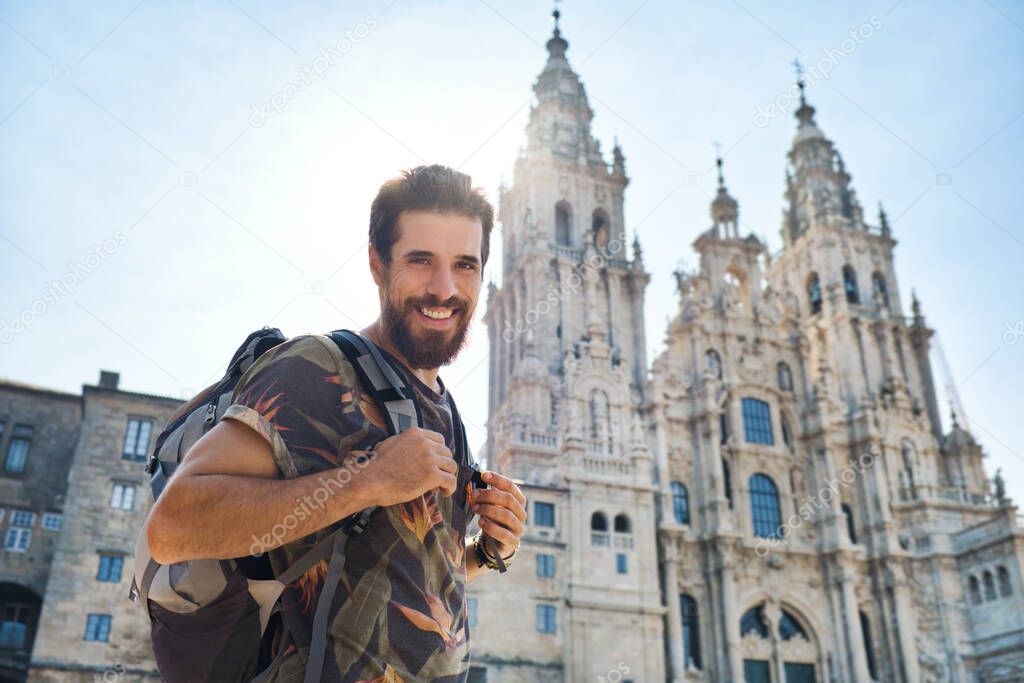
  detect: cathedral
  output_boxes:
[1,9,1022,683]
[470,10,1024,683]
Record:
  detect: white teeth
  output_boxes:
[420,307,454,320]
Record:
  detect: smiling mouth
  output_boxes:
[418,305,457,320]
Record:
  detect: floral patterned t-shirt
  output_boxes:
[221,333,478,682]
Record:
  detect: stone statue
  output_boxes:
[994,468,1007,505]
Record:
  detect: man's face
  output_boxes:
[372,210,483,370]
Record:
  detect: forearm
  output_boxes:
[148,467,374,564]
[466,538,494,584]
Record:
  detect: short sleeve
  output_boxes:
[221,333,361,479]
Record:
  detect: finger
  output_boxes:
[433,454,458,476]
[478,518,517,548]
[417,428,445,444]
[435,470,456,496]
[482,471,527,506]
[475,504,524,537]
[473,489,526,522]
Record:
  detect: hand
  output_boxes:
[359,427,458,507]
[470,471,526,558]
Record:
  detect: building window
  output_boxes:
[84,614,111,642]
[536,554,555,578]
[807,273,822,315]
[671,482,690,524]
[872,272,889,309]
[10,511,34,528]
[536,604,557,633]
[592,209,610,249]
[467,666,487,683]
[679,594,701,669]
[860,611,878,680]
[781,416,793,449]
[743,660,771,683]
[616,553,628,574]
[723,458,733,509]
[998,566,1013,597]
[983,571,997,601]
[555,201,572,246]
[97,555,124,583]
[741,398,774,445]
[705,349,723,380]
[0,603,31,649]
[109,483,136,511]
[3,528,30,553]
[719,413,729,444]
[841,503,857,544]
[749,474,782,539]
[467,597,478,627]
[968,575,982,605]
[4,424,33,473]
[41,513,62,531]
[122,418,153,461]
[740,605,769,639]
[843,265,860,304]
[591,512,608,545]
[613,514,631,534]
[777,362,793,391]
[778,610,808,640]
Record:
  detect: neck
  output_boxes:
[359,320,442,394]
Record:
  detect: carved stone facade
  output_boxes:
[470,15,1024,683]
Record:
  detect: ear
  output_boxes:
[369,244,385,288]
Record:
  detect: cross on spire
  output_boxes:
[713,141,724,186]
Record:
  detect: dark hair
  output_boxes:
[369,164,494,269]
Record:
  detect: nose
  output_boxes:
[426,263,458,303]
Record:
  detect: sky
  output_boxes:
[2,1,1023,504]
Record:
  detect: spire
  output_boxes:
[710,145,739,238]
[911,289,924,324]
[791,59,824,144]
[612,136,626,176]
[879,202,891,237]
[545,2,568,64]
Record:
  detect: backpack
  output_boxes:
[128,327,462,683]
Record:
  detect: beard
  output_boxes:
[380,289,472,370]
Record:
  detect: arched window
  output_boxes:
[841,503,857,544]
[740,604,769,639]
[741,398,774,445]
[807,273,822,315]
[778,609,808,641]
[777,362,793,392]
[671,482,690,524]
[998,566,1013,597]
[968,576,982,605]
[592,209,610,249]
[705,349,723,380]
[614,514,631,534]
[860,611,879,680]
[843,265,860,304]
[590,511,607,531]
[555,201,572,246]
[749,474,782,539]
[680,594,702,670]
[983,571,997,601]
[872,272,889,310]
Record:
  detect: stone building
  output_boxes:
[4,12,1022,683]
[0,371,180,683]
[471,11,1024,683]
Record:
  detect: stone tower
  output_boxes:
[645,75,1023,683]
[471,9,664,682]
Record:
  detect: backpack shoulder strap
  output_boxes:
[328,330,422,434]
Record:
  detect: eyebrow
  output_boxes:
[401,249,480,266]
